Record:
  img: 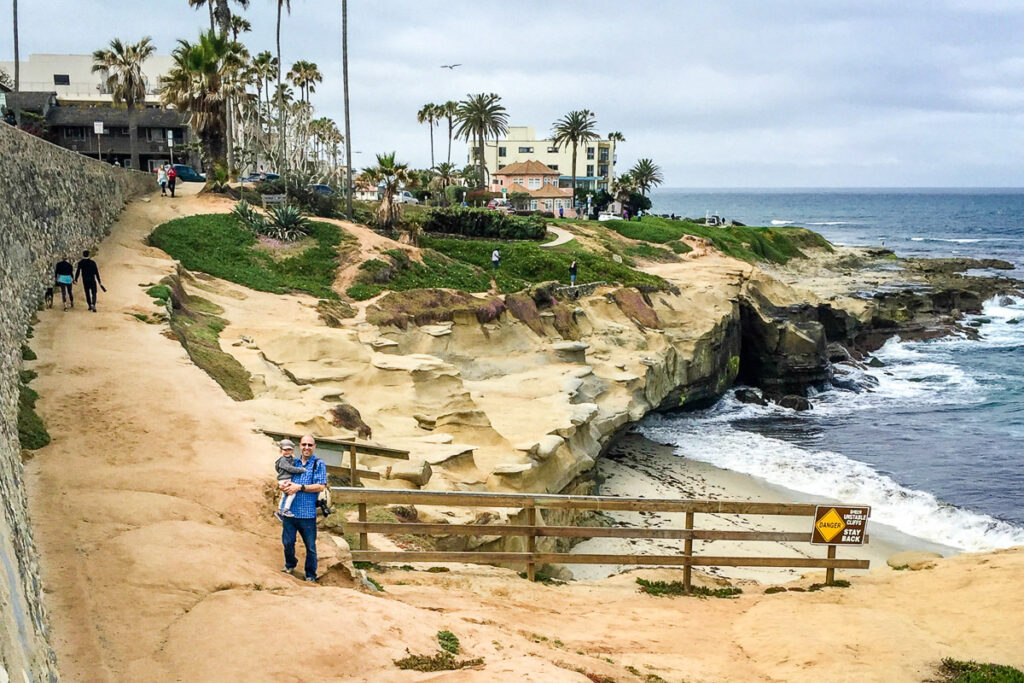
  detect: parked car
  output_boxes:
[238,171,280,183]
[393,190,419,205]
[307,184,337,196]
[173,164,206,182]
[486,198,514,213]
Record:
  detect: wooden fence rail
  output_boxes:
[331,487,870,587]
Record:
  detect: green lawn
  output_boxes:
[149,214,348,299]
[604,216,832,264]
[421,235,669,294]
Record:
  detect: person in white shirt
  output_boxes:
[491,249,500,271]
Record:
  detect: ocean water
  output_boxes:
[640,189,1024,552]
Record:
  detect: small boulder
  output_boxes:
[867,357,886,368]
[776,395,812,411]
[387,460,432,487]
[1008,318,1021,325]
[887,550,942,571]
[826,342,852,363]
[999,296,1015,306]
[735,388,767,406]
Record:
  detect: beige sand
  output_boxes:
[23,187,1024,681]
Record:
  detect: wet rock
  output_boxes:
[735,388,767,406]
[999,296,1016,306]
[826,342,852,363]
[776,395,812,411]
[867,356,885,368]
[1008,318,1021,325]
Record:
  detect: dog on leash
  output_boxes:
[43,287,54,309]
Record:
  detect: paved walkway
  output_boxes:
[541,225,574,248]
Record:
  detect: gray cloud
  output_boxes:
[3,0,1024,185]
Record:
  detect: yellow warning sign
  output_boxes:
[811,505,870,545]
[814,508,846,543]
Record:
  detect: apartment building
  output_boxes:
[0,53,174,106]
[474,125,619,191]
[489,160,575,213]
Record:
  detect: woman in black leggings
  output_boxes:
[54,258,75,310]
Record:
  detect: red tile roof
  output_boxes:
[493,160,561,176]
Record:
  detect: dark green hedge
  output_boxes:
[421,207,547,240]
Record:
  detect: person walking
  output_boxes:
[569,259,578,285]
[491,248,500,271]
[279,435,327,582]
[74,250,105,312]
[166,164,177,198]
[157,165,168,196]
[54,257,75,310]
[559,206,564,219]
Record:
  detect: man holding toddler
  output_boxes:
[278,435,327,582]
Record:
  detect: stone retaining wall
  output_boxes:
[0,124,154,682]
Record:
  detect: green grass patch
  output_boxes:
[608,216,832,264]
[807,580,851,591]
[437,630,460,654]
[18,382,50,450]
[393,650,484,672]
[367,289,505,329]
[150,213,350,299]
[348,249,491,299]
[636,577,742,598]
[21,344,36,361]
[623,243,677,262]
[168,292,253,401]
[936,658,1024,682]
[146,285,172,301]
[421,235,668,294]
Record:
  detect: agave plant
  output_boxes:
[265,204,311,241]
[230,200,267,234]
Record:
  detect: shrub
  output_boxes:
[394,650,484,672]
[936,658,1024,682]
[636,577,742,598]
[265,205,311,242]
[437,631,460,654]
[445,185,468,205]
[420,207,547,240]
[18,382,50,450]
[347,283,383,301]
[231,200,267,234]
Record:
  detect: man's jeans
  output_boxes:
[282,516,318,580]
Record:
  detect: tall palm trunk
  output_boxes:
[446,115,453,164]
[214,0,230,37]
[571,143,578,214]
[208,2,215,32]
[226,94,234,172]
[428,121,435,169]
[129,108,139,170]
[342,0,353,220]
[477,133,485,190]
[12,0,19,92]
[276,2,285,174]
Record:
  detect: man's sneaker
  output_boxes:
[281,566,295,574]
[279,509,295,518]
[273,510,285,522]
[304,577,317,583]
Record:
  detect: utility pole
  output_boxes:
[342,0,353,220]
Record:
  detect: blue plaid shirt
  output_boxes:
[287,455,327,519]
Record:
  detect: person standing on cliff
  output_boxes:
[569,259,578,285]
[54,257,75,311]
[166,164,177,198]
[74,250,105,313]
[279,434,327,582]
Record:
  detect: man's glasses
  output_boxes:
[300,443,314,448]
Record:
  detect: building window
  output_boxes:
[599,151,609,162]
[146,128,165,142]
[498,146,507,157]
[498,164,506,170]
[544,199,553,210]
[53,74,70,86]
[518,146,533,153]
[514,177,524,186]
[530,200,538,211]
[528,178,541,189]
[547,164,558,171]
[599,164,608,176]
[547,146,558,153]
[64,126,87,140]
[586,165,594,177]
[544,177,554,185]
[586,146,595,159]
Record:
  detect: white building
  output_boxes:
[0,53,174,106]
[473,125,620,192]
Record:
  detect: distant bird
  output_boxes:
[440,64,461,70]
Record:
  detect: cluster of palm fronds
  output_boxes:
[231,200,310,242]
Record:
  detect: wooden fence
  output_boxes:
[332,488,870,588]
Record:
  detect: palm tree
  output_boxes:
[230,14,251,40]
[439,100,457,164]
[432,161,458,205]
[454,93,508,190]
[607,131,625,184]
[287,60,322,103]
[416,103,438,169]
[551,109,599,207]
[342,0,353,220]
[12,0,19,92]
[275,0,294,168]
[92,37,156,169]
[362,152,413,234]
[161,30,245,171]
[630,158,664,196]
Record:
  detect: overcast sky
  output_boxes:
[5,0,1024,187]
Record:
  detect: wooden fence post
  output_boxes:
[683,511,694,593]
[826,545,836,585]
[526,505,537,582]
[348,444,359,487]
